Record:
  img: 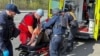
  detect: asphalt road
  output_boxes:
[12,11,100,56]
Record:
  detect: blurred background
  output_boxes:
[0,0,48,10]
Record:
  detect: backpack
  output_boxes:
[69,12,78,28]
[64,12,78,28]
[59,11,77,27]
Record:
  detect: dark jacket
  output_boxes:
[42,14,66,35]
[0,11,15,51]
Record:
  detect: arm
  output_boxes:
[0,15,7,51]
[37,19,41,30]
[27,16,58,45]
[25,15,34,34]
[27,32,36,46]
[0,24,5,51]
[27,20,41,45]
[0,14,9,56]
[27,27,41,45]
[0,24,9,56]
[42,16,58,29]
[28,26,34,34]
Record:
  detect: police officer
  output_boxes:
[42,8,66,56]
[63,3,78,53]
[0,4,20,56]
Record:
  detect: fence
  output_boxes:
[0,0,48,10]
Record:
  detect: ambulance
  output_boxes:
[48,0,100,40]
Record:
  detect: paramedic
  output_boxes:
[83,0,89,24]
[64,3,78,53]
[19,9,44,45]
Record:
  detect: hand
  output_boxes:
[27,42,31,46]
[33,28,41,35]
[3,50,9,56]
[27,37,36,46]
[41,29,45,32]
[27,33,36,46]
[30,41,37,47]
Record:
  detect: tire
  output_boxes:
[19,51,28,56]
[28,52,40,56]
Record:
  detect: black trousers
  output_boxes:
[5,40,13,56]
[61,26,78,55]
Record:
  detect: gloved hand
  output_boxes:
[3,50,9,56]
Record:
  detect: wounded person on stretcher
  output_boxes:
[18,27,50,50]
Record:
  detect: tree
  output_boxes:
[0,0,49,10]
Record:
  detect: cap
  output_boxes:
[6,4,20,14]
[36,9,44,16]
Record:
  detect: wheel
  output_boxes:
[66,45,73,53]
[19,51,28,56]
[28,52,40,56]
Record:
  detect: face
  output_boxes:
[35,13,42,20]
[61,12,65,16]
[9,10,16,17]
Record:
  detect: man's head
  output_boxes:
[52,8,60,15]
[60,10,65,16]
[64,3,76,12]
[6,4,20,17]
[34,9,44,20]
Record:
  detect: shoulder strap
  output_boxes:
[69,12,76,20]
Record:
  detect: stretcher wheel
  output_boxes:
[28,54,40,56]
[19,51,28,56]
[66,45,73,53]
[28,52,40,56]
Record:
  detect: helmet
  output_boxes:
[36,9,44,16]
[64,2,76,12]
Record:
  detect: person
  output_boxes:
[0,4,20,56]
[19,9,44,46]
[42,8,67,56]
[63,3,78,54]
[83,0,89,24]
